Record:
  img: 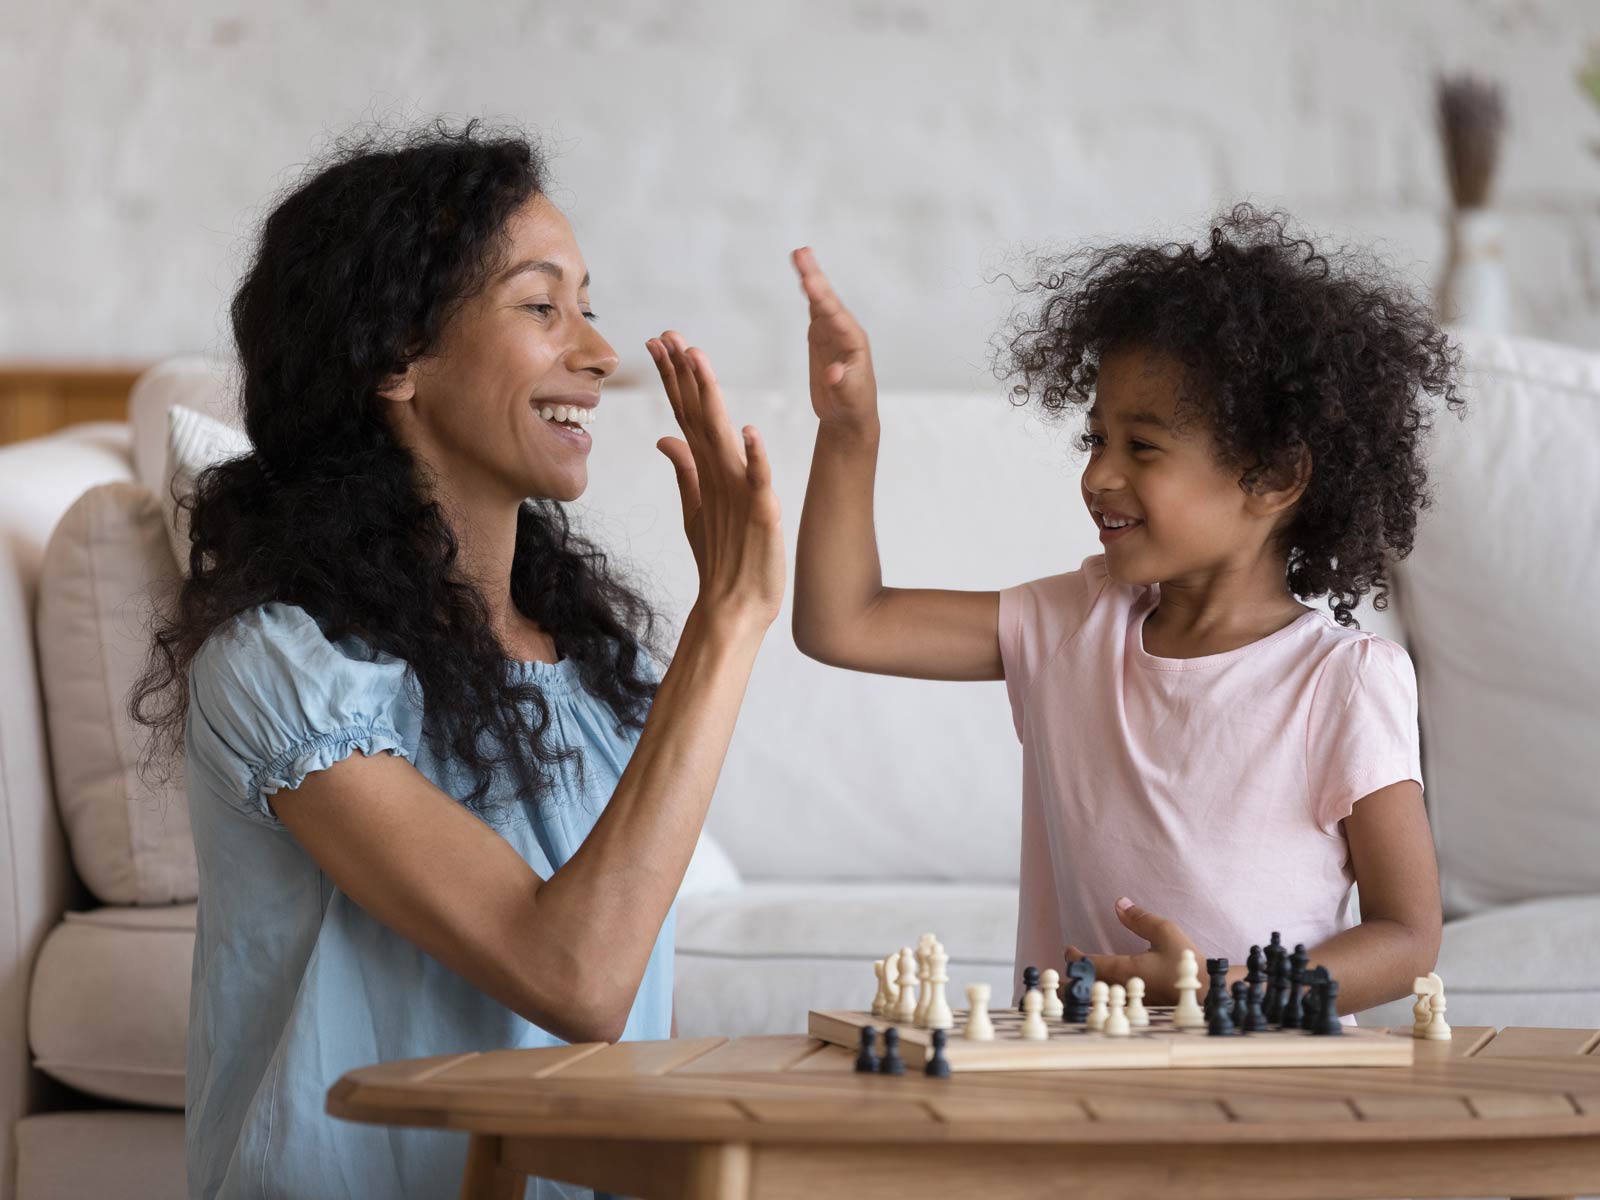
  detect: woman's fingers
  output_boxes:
[656,436,702,529]
[647,338,685,425]
[742,426,771,492]
[687,347,749,472]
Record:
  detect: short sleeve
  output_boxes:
[997,558,1101,741]
[186,602,421,827]
[1305,635,1424,830]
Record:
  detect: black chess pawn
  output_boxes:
[1203,958,1220,1020]
[1311,979,1344,1036]
[1304,967,1331,1034]
[1246,944,1265,985]
[878,1026,905,1075]
[1019,965,1040,1012]
[855,1025,880,1073]
[1064,959,1096,1023]
[1264,942,1287,1025]
[924,1028,952,1078]
[1230,979,1249,1032]
[1281,962,1304,1030]
[1244,974,1270,1032]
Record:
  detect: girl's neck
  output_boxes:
[1141,561,1310,660]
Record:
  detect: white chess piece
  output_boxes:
[1173,949,1205,1029]
[1020,986,1048,1039]
[871,959,888,1017]
[1040,968,1064,1019]
[882,952,900,1015]
[892,947,919,1023]
[964,983,995,1041]
[1411,975,1434,1038]
[1126,977,1149,1027]
[924,943,954,1030]
[914,934,937,1025]
[1104,983,1131,1036]
[1087,981,1110,1032]
[1425,982,1451,1042]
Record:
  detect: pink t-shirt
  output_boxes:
[998,555,1422,992]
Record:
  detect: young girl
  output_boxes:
[790,206,1458,1014]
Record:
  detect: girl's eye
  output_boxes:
[1131,441,1156,453]
[1078,431,1106,451]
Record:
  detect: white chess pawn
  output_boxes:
[1173,949,1205,1029]
[964,983,995,1041]
[924,944,954,1030]
[1087,981,1110,1032]
[1020,986,1048,1039]
[1040,968,1064,1019]
[882,952,900,1014]
[1104,983,1131,1037]
[872,959,888,1017]
[1126,977,1149,1027]
[892,947,919,1023]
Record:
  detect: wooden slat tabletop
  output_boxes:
[328,1026,1600,1147]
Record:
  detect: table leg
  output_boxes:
[460,1135,523,1200]
[496,1137,751,1200]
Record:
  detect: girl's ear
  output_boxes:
[1245,443,1312,517]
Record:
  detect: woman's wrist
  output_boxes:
[681,599,774,653]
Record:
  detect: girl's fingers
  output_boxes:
[791,246,845,319]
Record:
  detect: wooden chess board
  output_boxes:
[809,1005,1415,1072]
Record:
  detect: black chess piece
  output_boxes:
[1244,974,1270,1032]
[1230,980,1249,1032]
[1204,958,1220,1020]
[1204,958,1229,1024]
[1019,965,1040,1012]
[1283,943,1310,1029]
[924,1028,952,1078]
[1305,967,1331,1035]
[878,1026,905,1075]
[1246,944,1265,985]
[1064,959,1096,1023]
[855,1025,880,1073]
[1264,940,1287,1025]
[1311,979,1344,1036]
[1207,989,1236,1036]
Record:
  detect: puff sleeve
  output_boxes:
[1305,635,1425,831]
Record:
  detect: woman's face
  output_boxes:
[389,194,619,506]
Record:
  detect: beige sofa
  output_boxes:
[5,334,1600,1199]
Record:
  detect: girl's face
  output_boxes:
[388,194,619,506]
[1080,347,1277,588]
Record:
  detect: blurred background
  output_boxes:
[4,0,1600,440]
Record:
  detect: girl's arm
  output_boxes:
[1301,779,1442,1014]
[272,337,784,1046]
[790,248,1003,682]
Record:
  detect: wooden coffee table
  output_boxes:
[328,1025,1600,1199]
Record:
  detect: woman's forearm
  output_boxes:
[528,603,766,1038]
[793,416,887,662]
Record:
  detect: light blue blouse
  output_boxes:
[183,603,674,1200]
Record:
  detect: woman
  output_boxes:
[132,122,784,1199]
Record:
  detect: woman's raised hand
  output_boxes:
[792,247,878,429]
[648,333,785,630]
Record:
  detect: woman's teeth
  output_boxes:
[539,405,594,428]
[1103,515,1138,528]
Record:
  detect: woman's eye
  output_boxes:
[582,310,599,323]
[523,303,556,317]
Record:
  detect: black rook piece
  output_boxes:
[924,1028,952,1078]
[1207,988,1236,1036]
[878,1026,905,1075]
[855,1025,880,1073]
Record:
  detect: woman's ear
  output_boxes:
[376,364,416,404]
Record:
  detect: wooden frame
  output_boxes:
[0,363,148,446]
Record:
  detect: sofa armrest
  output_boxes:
[0,424,134,1199]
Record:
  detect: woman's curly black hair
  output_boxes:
[999,203,1464,628]
[132,120,662,814]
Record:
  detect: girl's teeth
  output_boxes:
[540,407,554,421]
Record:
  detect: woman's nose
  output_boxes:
[571,321,620,379]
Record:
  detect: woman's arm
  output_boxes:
[790,248,1002,682]
[1301,779,1442,1014]
[273,336,784,1045]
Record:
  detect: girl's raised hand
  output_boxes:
[1064,897,1202,1007]
[647,332,785,630]
[791,247,878,429]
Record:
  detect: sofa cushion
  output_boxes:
[28,905,194,1108]
[1397,333,1600,916]
[162,403,251,573]
[673,882,1019,1037]
[16,1111,185,1200]
[37,482,195,906]
[127,355,238,497]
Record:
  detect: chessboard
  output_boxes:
[809,1005,1415,1072]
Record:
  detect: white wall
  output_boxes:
[5,0,1599,387]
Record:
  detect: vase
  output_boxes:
[1436,208,1511,333]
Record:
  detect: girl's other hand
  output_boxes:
[791,247,878,430]
[1064,897,1202,1007]
[648,333,785,630]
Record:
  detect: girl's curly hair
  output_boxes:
[999,203,1464,627]
[131,120,662,813]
